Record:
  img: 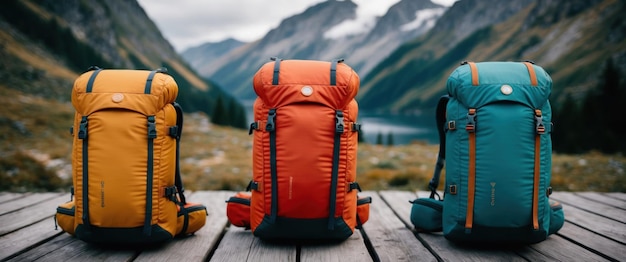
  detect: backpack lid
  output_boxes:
[72,69,178,116]
[253,59,360,109]
[446,61,552,109]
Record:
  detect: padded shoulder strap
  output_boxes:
[172,102,187,205]
[428,95,450,199]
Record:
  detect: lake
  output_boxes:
[243,100,439,145]
[358,112,438,145]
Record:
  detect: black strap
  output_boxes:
[78,116,90,231]
[85,69,102,93]
[178,206,190,236]
[172,102,187,205]
[271,57,281,85]
[428,95,449,199]
[144,115,157,236]
[330,59,343,86]
[266,109,278,223]
[328,110,344,230]
[144,70,158,94]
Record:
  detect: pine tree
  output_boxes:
[212,96,227,126]
[387,132,394,146]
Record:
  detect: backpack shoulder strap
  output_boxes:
[172,102,187,205]
[428,95,450,199]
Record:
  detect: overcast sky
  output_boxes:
[137,0,457,52]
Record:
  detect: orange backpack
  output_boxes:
[55,67,206,244]
[227,58,371,240]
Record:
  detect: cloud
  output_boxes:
[138,0,459,52]
[324,0,401,39]
[400,8,446,32]
[138,0,325,51]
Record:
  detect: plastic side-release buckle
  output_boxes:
[335,110,345,134]
[147,116,157,139]
[266,109,276,132]
[78,116,88,139]
[535,109,545,134]
[466,109,476,133]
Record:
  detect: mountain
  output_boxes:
[358,0,626,113]
[0,0,246,118]
[189,0,446,101]
[0,0,246,191]
[181,38,246,76]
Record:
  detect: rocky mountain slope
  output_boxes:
[0,0,245,191]
[189,0,446,101]
[358,0,626,113]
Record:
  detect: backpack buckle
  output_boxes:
[466,109,476,133]
[335,110,345,134]
[266,109,276,132]
[535,110,545,134]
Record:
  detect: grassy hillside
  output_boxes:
[2,101,623,192]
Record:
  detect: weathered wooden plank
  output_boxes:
[576,192,626,210]
[6,233,138,262]
[0,194,68,236]
[551,192,626,224]
[381,191,528,262]
[526,233,610,261]
[0,192,65,215]
[134,191,235,261]
[551,194,625,243]
[300,230,371,262]
[359,191,435,262]
[0,192,25,204]
[554,220,625,261]
[605,193,626,202]
[210,226,296,261]
[0,216,64,261]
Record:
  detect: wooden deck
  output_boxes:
[0,190,624,261]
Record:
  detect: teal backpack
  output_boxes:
[410,61,564,244]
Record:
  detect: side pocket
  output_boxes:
[226,192,251,228]
[176,202,208,237]
[548,200,564,235]
[55,201,76,235]
[410,198,443,232]
[356,196,372,227]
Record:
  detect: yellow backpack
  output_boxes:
[55,67,206,244]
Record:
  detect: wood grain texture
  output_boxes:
[0,191,624,262]
[0,194,68,235]
[210,226,296,262]
[134,191,234,261]
[360,191,435,262]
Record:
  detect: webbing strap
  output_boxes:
[144,116,156,236]
[85,69,102,93]
[465,108,477,231]
[330,59,344,86]
[428,95,450,199]
[173,103,187,205]
[328,110,344,230]
[523,62,538,86]
[144,70,158,94]
[532,109,543,230]
[468,62,479,86]
[266,109,278,223]
[78,116,90,230]
[271,57,281,85]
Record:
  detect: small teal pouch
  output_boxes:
[410,198,443,232]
